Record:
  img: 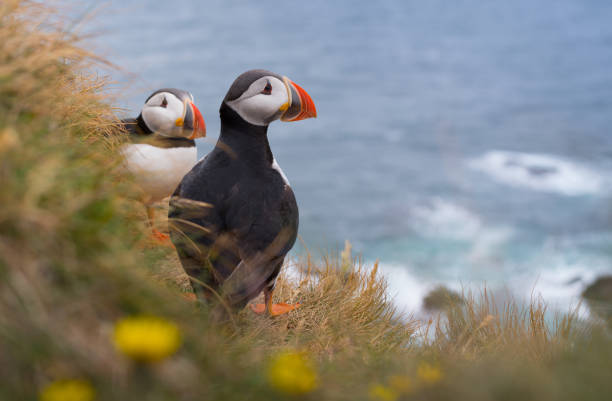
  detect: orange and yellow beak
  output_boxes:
[179,101,206,139]
[280,77,317,122]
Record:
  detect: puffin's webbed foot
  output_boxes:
[249,287,300,316]
[146,206,171,243]
[152,227,171,242]
[249,302,300,316]
[181,292,197,302]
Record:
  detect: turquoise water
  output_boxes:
[83,0,612,311]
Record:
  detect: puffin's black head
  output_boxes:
[138,88,206,139]
[222,69,316,127]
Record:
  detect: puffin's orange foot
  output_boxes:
[181,292,197,302]
[270,303,300,316]
[151,228,171,243]
[249,303,266,314]
[249,303,300,316]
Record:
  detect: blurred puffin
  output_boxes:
[168,70,316,316]
[121,88,206,240]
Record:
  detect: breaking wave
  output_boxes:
[468,150,604,196]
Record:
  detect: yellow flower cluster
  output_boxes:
[416,362,443,384]
[369,362,443,400]
[113,316,181,362]
[39,379,94,401]
[267,351,318,395]
[369,383,399,401]
[369,375,412,401]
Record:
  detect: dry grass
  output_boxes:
[237,258,415,356]
[429,289,577,360]
[150,201,414,357]
[1,2,612,400]
[0,0,120,140]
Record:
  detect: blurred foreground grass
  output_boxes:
[1,1,611,400]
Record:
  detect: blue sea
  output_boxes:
[80,0,612,313]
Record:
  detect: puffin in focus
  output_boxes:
[121,88,206,240]
[168,70,316,316]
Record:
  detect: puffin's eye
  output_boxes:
[161,97,168,108]
[261,81,272,95]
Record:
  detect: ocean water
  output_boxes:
[80,0,612,312]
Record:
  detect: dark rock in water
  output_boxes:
[583,276,612,302]
[502,157,558,176]
[527,165,558,176]
[423,286,464,311]
[582,276,612,322]
[565,275,583,285]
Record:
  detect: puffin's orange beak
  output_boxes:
[280,77,317,122]
[187,102,206,139]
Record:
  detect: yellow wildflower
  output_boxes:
[40,379,94,401]
[417,362,443,385]
[267,351,318,395]
[113,316,181,362]
[0,128,19,152]
[388,375,413,394]
[368,383,398,401]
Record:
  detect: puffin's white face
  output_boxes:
[141,92,191,137]
[226,76,289,126]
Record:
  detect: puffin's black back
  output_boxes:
[169,76,298,309]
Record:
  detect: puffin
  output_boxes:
[168,70,316,316]
[121,88,206,240]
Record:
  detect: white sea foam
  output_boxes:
[410,198,483,240]
[468,150,603,196]
[375,250,609,319]
[378,262,429,313]
[510,257,609,318]
[409,198,513,265]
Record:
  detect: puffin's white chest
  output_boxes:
[271,158,290,186]
[122,143,197,204]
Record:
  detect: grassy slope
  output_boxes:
[1,2,611,400]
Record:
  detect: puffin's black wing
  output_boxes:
[218,177,298,307]
[120,117,195,148]
[168,150,233,298]
[119,118,141,136]
[169,148,298,307]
